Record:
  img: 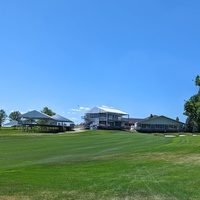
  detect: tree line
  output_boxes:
[184,75,200,132]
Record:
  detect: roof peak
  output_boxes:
[87,106,128,115]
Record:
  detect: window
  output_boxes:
[114,115,121,120]
[99,121,106,126]
[89,113,99,118]
[115,122,121,126]
[169,125,178,129]
[108,114,114,119]
[155,124,164,129]
[108,122,114,126]
[142,124,150,129]
[100,113,106,118]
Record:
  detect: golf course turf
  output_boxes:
[0,129,200,200]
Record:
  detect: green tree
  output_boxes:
[195,75,200,87]
[149,114,154,119]
[39,107,56,126]
[184,75,200,132]
[9,111,21,121]
[195,75,200,92]
[0,109,7,128]
[176,116,179,121]
[41,107,56,116]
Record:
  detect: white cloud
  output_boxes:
[79,106,90,111]
[20,110,31,114]
[70,117,78,121]
[68,106,90,113]
[69,108,81,112]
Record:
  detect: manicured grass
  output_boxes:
[0,130,200,199]
[0,127,23,134]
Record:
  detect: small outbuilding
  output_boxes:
[3,120,19,128]
[51,114,74,131]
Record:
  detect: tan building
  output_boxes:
[135,115,185,133]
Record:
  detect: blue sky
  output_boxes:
[1,0,199,124]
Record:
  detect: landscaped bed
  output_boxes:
[0,129,200,200]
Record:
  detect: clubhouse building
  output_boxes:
[130,115,185,133]
[83,106,129,130]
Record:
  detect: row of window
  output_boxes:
[99,121,122,127]
[138,124,181,129]
[87,113,122,120]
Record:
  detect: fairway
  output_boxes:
[0,130,200,200]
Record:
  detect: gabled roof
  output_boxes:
[123,118,144,124]
[86,106,128,115]
[51,114,73,123]
[3,120,19,127]
[21,110,52,119]
[138,115,185,124]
